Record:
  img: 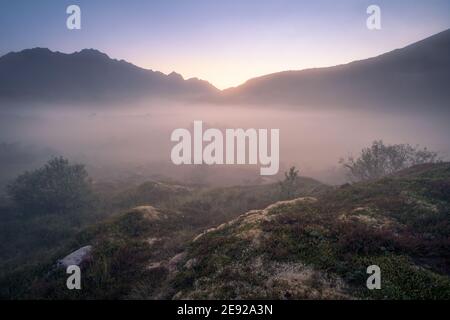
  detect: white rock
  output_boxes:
[57,245,93,268]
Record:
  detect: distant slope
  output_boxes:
[222,29,450,112]
[0,48,218,106]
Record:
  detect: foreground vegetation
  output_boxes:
[1,160,449,299]
[171,163,450,299]
[0,159,327,299]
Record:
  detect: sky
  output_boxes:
[1,0,449,89]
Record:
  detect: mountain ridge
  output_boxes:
[221,28,450,111]
[1,28,449,110]
[230,28,450,87]
[0,47,219,105]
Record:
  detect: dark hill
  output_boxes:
[222,29,450,112]
[0,48,218,105]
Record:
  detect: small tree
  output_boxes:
[7,157,94,215]
[280,166,299,199]
[340,140,439,182]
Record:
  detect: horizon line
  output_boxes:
[2,28,448,91]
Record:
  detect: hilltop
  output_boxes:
[167,163,450,299]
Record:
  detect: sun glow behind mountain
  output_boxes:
[1,0,449,89]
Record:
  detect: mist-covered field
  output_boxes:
[1,101,449,188]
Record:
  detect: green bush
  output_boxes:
[7,157,94,215]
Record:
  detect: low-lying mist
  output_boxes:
[1,101,449,188]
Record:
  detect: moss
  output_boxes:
[353,255,450,300]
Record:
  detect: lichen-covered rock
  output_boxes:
[168,252,187,272]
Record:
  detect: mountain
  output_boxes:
[1,29,449,110]
[0,48,218,106]
[222,29,450,112]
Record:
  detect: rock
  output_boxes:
[168,252,187,272]
[184,258,198,269]
[146,237,160,246]
[172,291,184,300]
[57,245,93,268]
[129,206,165,220]
[352,207,370,213]
[146,261,163,271]
[193,197,318,243]
[265,197,317,212]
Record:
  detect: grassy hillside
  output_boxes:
[1,164,449,299]
[0,176,327,299]
[168,163,450,299]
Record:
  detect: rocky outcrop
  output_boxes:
[163,196,353,300]
[192,197,317,243]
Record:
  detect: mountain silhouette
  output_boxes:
[222,29,450,112]
[0,48,218,105]
[0,29,449,111]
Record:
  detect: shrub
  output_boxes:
[340,140,439,182]
[280,166,299,199]
[7,157,94,215]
